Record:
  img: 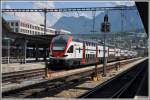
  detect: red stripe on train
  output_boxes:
[64,36,72,53]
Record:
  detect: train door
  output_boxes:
[81,42,86,64]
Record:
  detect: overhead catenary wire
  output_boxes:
[2,6,137,12]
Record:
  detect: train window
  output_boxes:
[67,45,73,53]
[52,35,69,51]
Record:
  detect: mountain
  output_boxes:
[52,9,144,34]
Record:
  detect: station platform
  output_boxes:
[2,62,46,73]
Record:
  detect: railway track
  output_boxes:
[2,58,136,84]
[79,59,148,98]
[2,68,46,83]
[2,58,142,98]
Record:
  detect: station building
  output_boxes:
[7,20,71,35]
[2,18,72,64]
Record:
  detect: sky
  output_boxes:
[2,1,136,27]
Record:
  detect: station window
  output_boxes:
[15,28,18,32]
[15,22,18,26]
[11,22,14,26]
[67,45,74,53]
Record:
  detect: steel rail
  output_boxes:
[111,61,146,98]
[116,60,148,98]
[2,68,46,83]
[2,58,141,98]
[79,58,147,98]
[2,58,139,84]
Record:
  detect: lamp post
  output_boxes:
[101,14,110,76]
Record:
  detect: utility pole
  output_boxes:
[101,14,110,76]
[43,8,49,78]
[44,8,47,35]
[91,10,99,81]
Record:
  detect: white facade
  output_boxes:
[7,20,71,35]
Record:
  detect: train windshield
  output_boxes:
[52,35,69,51]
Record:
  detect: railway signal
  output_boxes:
[101,14,110,76]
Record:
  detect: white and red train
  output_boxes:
[49,35,137,68]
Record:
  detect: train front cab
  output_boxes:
[49,35,83,68]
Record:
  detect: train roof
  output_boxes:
[54,35,135,52]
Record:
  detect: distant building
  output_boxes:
[7,20,71,35]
